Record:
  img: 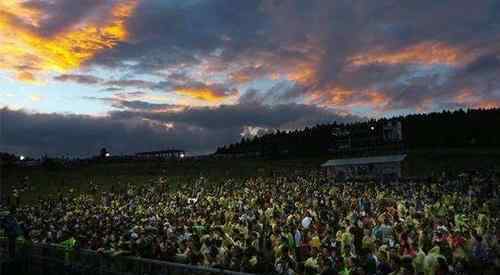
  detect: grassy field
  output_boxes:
[1,148,499,202]
[1,157,325,201]
[404,148,500,176]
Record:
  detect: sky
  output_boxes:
[1,0,500,157]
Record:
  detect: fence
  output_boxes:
[0,239,256,275]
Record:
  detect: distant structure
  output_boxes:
[383,120,403,142]
[321,154,407,181]
[332,128,351,151]
[135,150,185,160]
[332,119,404,156]
[99,148,109,158]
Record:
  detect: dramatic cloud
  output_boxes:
[0,0,139,81]
[6,0,500,109]
[174,83,239,103]
[110,103,360,131]
[0,107,226,156]
[347,42,468,67]
[113,100,177,111]
[1,0,500,155]
[84,96,179,112]
[1,105,359,156]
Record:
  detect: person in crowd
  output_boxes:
[8,170,500,274]
[1,208,20,258]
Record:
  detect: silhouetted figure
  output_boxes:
[1,209,20,258]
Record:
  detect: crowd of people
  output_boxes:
[5,171,500,275]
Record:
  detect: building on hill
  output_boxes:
[321,154,407,181]
[332,119,404,156]
[383,120,403,142]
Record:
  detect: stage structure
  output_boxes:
[321,154,406,181]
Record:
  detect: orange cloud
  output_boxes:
[454,88,500,109]
[348,42,467,67]
[477,101,500,109]
[308,87,353,106]
[231,73,253,84]
[220,40,323,85]
[287,63,317,85]
[229,64,269,84]
[307,86,389,110]
[15,71,40,84]
[366,91,390,107]
[0,0,139,82]
[0,0,43,27]
[176,86,237,103]
[454,88,474,104]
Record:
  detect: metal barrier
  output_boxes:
[0,239,257,275]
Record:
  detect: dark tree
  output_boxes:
[214,108,500,157]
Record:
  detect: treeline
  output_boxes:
[215,108,500,157]
[0,153,18,162]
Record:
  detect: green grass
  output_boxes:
[1,148,499,203]
[1,157,325,202]
[404,148,500,176]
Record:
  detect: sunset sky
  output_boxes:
[1,0,500,156]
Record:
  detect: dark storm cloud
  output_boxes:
[19,0,499,112]
[262,0,499,108]
[0,107,237,156]
[54,75,164,91]
[355,55,500,112]
[110,103,360,130]
[6,0,500,156]
[53,74,168,93]
[464,54,500,75]
[238,83,307,105]
[83,97,176,111]
[114,100,176,111]
[1,105,359,156]
[90,0,500,111]
[92,0,269,73]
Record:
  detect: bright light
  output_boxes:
[370,126,375,131]
[19,155,25,161]
[180,153,185,158]
[105,153,111,157]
